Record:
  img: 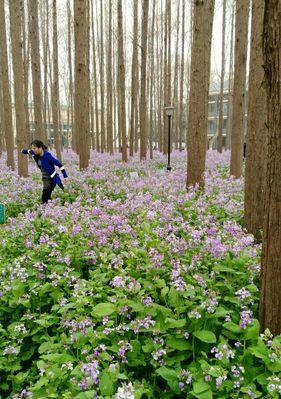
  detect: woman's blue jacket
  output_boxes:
[22,149,68,186]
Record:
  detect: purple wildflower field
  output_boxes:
[0,150,280,399]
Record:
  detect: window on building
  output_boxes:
[208,120,216,133]
[208,102,216,114]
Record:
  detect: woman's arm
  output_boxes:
[22,149,35,155]
[47,152,68,178]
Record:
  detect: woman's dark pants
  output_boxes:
[42,179,56,203]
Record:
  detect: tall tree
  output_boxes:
[0,77,4,156]
[90,0,100,152]
[129,0,139,156]
[99,0,106,153]
[106,0,113,154]
[244,0,266,238]
[29,0,46,143]
[67,0,75,151]
[186,0,215,188]
[163,0,172,155]
[10,0,28,177]
[179,0,185,151]
[217,0,226,153]
[149,0,156,159]
[259,0,281,336]
[226,1,235,150]
[52,0,62,160]
[139,0,149,160]
[173,0,180,149]
[40,0,49,143]
[230,0,250,177]
[117,0,127,161]
[0,0,15,169]
[74,0,90,169]
[22,1,30,143]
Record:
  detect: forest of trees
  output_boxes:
[0,0,280,351]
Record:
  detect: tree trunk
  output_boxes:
[173,0,180,150]
[106,0,113,154]
[74,0,90,169]
[67,0,74,151]
[186,0,215,188]
[149,0,156,159]
[244,0,266,238]
[90,0,100,153]
[99,0,106,153]
[29,0,45,143]
[0,76,4,156]
[226,1,235,150]
[230,0,250,178]
[217,0,226,153]
[52,0,62,160]
[129,0,138,157]
[139,0,149,160]
[259,0,281,336]
[179,0,185,151]
[10,0,28,177]
[163,0,171,155]
[0,0,15,169]
[117,0,128,162]
[22,1,30,144]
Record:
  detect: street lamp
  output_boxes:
[164,106,175,171]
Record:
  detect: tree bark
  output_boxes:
[140,0,149,160]
[149,0,156,159]
[52,0,62,160]
[244,0,266,238]
[259,0,281,336]
[117,0,127,161]
[129,0,138,156]
[74,0,90,169]
[217,0,226,153]
[179,0,185,151]
[230,0,250,178]
[29,0,45,143]
[186,0,215,188]
[99,0,106,153]
[0,0,15,169]
[106,0,113,154]
[10,0,29,177]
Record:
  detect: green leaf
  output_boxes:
[155,367,181,394]
[92,302,116,317]
[193,380,211,394]
[164,318,186,329]
[99,371,114,396]
[195,390,213,399]
[223,322,243,333]
[193,330,217,343]
[38,342,52,354]
[161,287,169,298]
[166,336,192,351]
[243,319,260,340]
[74,392,96,399]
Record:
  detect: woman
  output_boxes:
[22,140,68,204]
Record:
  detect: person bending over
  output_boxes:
[22,140,68,204]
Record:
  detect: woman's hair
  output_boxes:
[30,140,48,150]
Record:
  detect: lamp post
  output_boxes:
[164,106,175,171]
